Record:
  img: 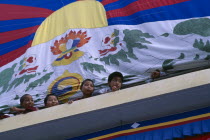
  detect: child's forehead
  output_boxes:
[84,80,93,84]
[112,76,122,80]
[48,95,57,99]
[24,95,32,99]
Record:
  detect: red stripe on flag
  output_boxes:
[106,0,189,19]
[0,41,32,67]
[0,4,53,21]
[101,0,118,6]
[0,25,39,44]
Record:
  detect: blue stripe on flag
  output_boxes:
[0,18,45,33]
[107,0,210,25]
[104,0,137,11]
[0,33,35,55]
[0,0,77,11]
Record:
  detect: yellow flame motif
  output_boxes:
[50,30,91,66]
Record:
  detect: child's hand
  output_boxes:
[10,107,25,113]
[68,100,74,104]
[151,70,160,79]
[10,107,19,112]
[111,86,119,92]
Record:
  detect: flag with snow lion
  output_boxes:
[1,0,210,111]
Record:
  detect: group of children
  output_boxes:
[0,71,124,119]
[9,94,59,115]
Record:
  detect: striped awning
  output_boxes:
[68,107,210,140]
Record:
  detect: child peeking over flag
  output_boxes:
[97,71,124,94]
[68,79,95,103]
[10,94,38,114]
[44,94,59,108]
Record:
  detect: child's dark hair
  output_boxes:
[44,94,58,105]
[80,79,94,90]
[20,94,31,106]
[108,71,123,83]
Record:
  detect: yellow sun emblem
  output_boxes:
[48,70,83,102]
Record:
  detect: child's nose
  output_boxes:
[116,81,120,84]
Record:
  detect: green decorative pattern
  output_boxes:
[162,59,175,70]
[177,53,185,59]
[7,74,37,91]
[204,55,210,60]
[173,18,210,37]
[162,53,185,71]
[161,33,169,37]
[14,95,20,100]
[100,50,131,65]
[193,39,210,52]
[100,29,154,65]
[26,72,54,91]
[0,64,17,94]
[81,62,106,73]
[194,54,200,60]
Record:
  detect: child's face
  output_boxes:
[21,95,34,108]
[109,76,122,91]
[46,96,59,108]
[81,81,94,96]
